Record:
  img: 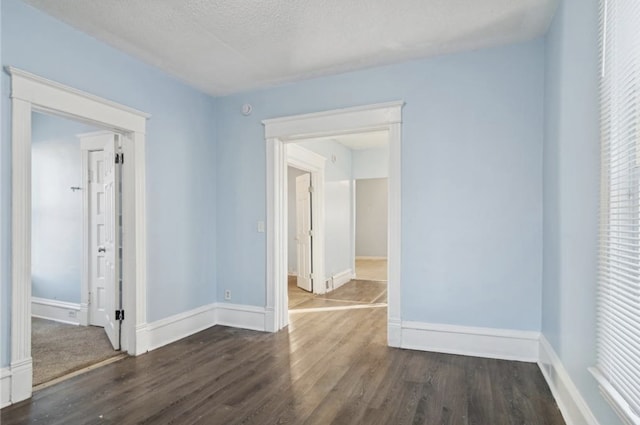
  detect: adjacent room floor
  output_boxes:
[31,317,122,387]
[288,257,389,310]
[355,257,387,281]
[288,275,387,310]
[3,309,565,424]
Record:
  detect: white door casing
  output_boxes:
[264,101,403,344]
[8,67,149,404]
[295,173,313,292]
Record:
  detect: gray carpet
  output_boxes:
[32,317,121,386]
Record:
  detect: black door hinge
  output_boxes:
[115,309,125,321]
[115,153,124,164]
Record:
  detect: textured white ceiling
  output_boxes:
[22,0,558,96]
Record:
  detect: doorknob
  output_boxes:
[98,247,106,253]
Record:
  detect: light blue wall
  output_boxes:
[297,140,354,278]
[542,0,622,423]
[298,140,352,181]
[353,147,389,179]
[4,7,622,424]
[216,39,544,329]
[31,112,97,303]
[1,0,217,367]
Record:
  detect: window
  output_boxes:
[595,0,640,423]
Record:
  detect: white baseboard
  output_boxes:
[401,321,540,362]
[78,302,89,326]
[32,300,265,355]
[133,323,150,356]
[146,303,216,351]
[215,303,267,332]
[1,368,11,408]
[331,269,353,291]
[145,302,267,352]
[355,256,387,260]
[0,301,261,408]
[1,359,33,409]
[32,297,81,325]
[387,319,402,348]
[264,307,276,333]
[9,358,32,405]
[538,336,599,425]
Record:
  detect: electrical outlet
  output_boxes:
[68,310,77,318]
[224,290,232,300]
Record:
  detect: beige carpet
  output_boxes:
[32,318,121,386]
[355,258,387,281]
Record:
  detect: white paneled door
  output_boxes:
[102,135,122,350]
[296,173,313,292]
[89,149,107,327]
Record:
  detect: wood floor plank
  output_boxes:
[1,306,565,425]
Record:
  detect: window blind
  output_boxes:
[597,0,640,423]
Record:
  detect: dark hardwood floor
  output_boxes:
[1,306,565,425]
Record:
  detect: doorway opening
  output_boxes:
[285,133,389,314]
[288,166,313,293]
[8,67,149,404]
[263,101,403,346]
[30,113,125,387]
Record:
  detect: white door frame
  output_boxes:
[8,67,150,404]
[287,145,326,299]
[263,101,403,347]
